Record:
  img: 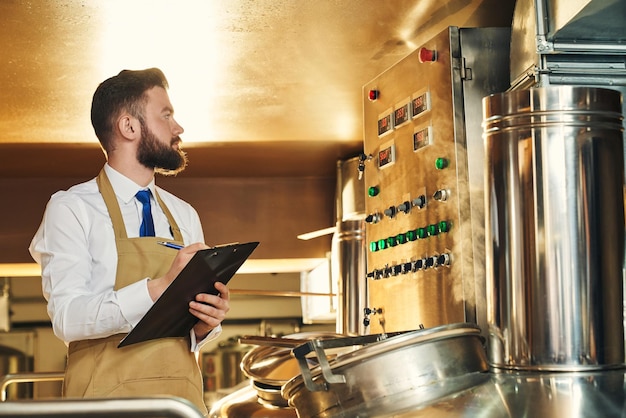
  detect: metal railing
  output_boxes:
[0,398,206,417]
[0,371,65,401]
[0,372,206,417]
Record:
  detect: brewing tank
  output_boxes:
[483,86,625,371]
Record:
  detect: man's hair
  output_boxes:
[91,68,169,152]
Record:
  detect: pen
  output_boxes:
[157,241,184,250]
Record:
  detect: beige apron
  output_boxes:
[64,169,207,415]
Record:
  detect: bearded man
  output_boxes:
[29,68,227,415]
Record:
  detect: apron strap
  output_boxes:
[96,169,184,242]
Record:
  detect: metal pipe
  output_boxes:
[0,397,205,417]
[0,372,65,402]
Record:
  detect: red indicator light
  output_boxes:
[368,89,379,101]
[419,47,437,63]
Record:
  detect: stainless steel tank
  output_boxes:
[483,86,625,371]
[334,156,367,336]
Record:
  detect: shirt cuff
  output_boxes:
[190,325,222,352]
[117,278,154,327]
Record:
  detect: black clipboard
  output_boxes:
[118,241,259,348]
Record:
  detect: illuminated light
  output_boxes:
[370,241,379,252]
[435,157,449,169]
[97,1,232,143]
[368,89,379,101]
[427,224,439,236]
[419,47,437,63]
[368,186,380,197]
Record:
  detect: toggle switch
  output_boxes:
[384,206,396,218]
[433,189,449,202]
[365,212,382,224]
[397,201,411,214]
[412,195,427,209]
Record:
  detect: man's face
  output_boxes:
[136,87,187,175]
[136,123,188,175]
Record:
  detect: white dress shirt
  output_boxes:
[29,164,220,350]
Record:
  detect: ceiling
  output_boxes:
[0,0,515,178]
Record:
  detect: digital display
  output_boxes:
[413,126,431,151]
[412,92,430,118]
[394,103,410,127]
[378,142,395,168]
[377,113,393,136]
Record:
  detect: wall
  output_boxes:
[0,175,335,263]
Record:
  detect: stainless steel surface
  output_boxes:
[362,26,511,335]
[0,372,64,402]
[483,86,625,371]
[240,333,344,386]
[378,370,626,418]
[210,333,343,418]
[0,397,205,417]
[332,220,366,336]
[510,0,626,89]
[283,324,488,418]
[209,382,298,418]
[336,157,366,223]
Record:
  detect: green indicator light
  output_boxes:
[406,230,417,241]
[369,241,378,252]
[368,186,380,197]
[396,233,407,245]
[417,227,427,239]
[427,224,440,236]
[439,221,450,233]
[435,157,449,170]
[386,236,397,247]
[378,239,387,250]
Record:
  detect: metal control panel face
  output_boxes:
[361,27,511,334]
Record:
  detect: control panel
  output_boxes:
[361,27,511,334]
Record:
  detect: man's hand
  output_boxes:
[190,281,230,340]
[148,242,208,301]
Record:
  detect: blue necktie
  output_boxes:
[135,190,155,237]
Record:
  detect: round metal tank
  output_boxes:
[209,333,343,418]
[483,86,625,371]
[282,324,489,418]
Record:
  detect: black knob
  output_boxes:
[365,213,381,224]
[412,195,427,209]
[383,206,396,218]
[397,201,411,214]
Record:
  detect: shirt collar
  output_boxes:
[104,163,156,204]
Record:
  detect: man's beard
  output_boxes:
[136,123,188,176]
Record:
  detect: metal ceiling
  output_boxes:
[0,0,515,178]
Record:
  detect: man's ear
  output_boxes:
[117,114,141,141]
